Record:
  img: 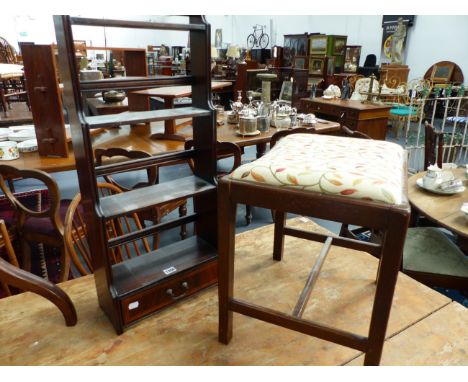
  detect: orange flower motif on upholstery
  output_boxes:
[340,189,358,195]
[251,171,266,182]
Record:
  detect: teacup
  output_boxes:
[422,172,442,189]
[0,141,20,161]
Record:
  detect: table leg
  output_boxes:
[457,236,468,255]
[0,87,8,117]
[255,142,267,159]
[151,98,187,142]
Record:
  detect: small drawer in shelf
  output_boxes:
[120,258,217,325]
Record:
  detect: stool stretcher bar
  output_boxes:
[293,236,333,318]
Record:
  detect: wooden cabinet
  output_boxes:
[300,98,391,140]
[326,35,347,71]
[270,67,308,107]
[283,34,309,67]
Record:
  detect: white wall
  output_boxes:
[1,15,467,80]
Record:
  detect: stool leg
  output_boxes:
[218,181,237,344]
[364,212,409,365]
[245,205,252,225]
[273,211,286,261]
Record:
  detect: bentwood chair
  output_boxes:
[64,182,151,276]
[94,147,187,248]
[0,165,71,282]
[0,219,76,326]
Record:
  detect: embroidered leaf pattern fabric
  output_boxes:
[229,134,405,205]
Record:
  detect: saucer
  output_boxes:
[236,130,261,136]
[416,178,465,195]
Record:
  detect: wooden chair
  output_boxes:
[0,219,77,326]
[424,123,444,170]
[389,79,431,138]
[0,165,70,282]
[337,125,467,291]
[0,37,17,64]
[64,182,151,276]
[184,140,242,177]
[94,148,187,248]
[0,37,30,114]
[184,140,246,222]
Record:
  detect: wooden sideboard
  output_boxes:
[300,98,392,140]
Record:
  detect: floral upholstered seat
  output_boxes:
[230,134,406,205]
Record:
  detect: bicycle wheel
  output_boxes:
[259,33,269,48]
[247,34,256,49]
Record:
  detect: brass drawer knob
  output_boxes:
[166,281,189,301]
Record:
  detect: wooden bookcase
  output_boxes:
[54,15,217,334]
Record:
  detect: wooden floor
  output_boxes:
[0,218,466,365]
[0,102,32,127]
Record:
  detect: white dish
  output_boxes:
[8,130,36,142]
[322,95,334,100]
[236,129,261,136]
[8,125,35,133]
[17,139,38,153]
[416,178,465,195]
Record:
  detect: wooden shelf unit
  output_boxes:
[54,15,218,334]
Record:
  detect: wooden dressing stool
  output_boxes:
[218,133,410,365]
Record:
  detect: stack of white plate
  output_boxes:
[8,129,36,142]
[0,128,9,142]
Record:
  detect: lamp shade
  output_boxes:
[226,45,240,59]
[211,46,218,59]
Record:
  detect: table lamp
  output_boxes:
[211,46,218,72]
[226,45,240,60]
[226,45,240,78]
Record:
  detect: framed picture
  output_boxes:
[215,29,223,48]
[279,80,293,102]
[333,36,347,55]
[326,56,335,76]
[293,56,307,70]
[309,35,327,55]
[343,45,361,73]
[308,57,325,76]
[431,62,455,83]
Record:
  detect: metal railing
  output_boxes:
[403,93,468,173]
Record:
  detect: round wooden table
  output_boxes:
[408,168,468,241]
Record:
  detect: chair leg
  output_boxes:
[273,211,286,261]
[179,202,187,240]
[20,240,32,273]
[58,244,71,283]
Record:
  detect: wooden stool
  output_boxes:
[218,133,410,366]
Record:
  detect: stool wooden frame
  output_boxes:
[217,133,411,366]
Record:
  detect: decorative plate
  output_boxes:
[416,178,465,195]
